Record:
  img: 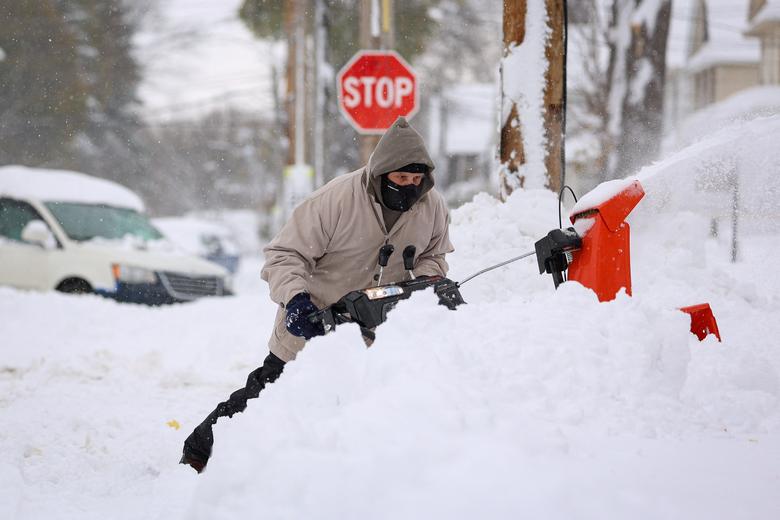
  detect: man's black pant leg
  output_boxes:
[182,352,285,471]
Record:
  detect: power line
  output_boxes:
[142,85,274,121]
[134,16,241,48]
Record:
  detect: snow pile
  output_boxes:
[0,165,145,211]
[0,258,272,519]
[187,187,779,518]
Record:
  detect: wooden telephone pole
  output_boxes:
[500,0,565,198]
[544,0,565,194]
[284,0,305,166]
[359,0,394,164]
[499,0,527,197]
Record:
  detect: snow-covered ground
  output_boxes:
[2,117,780,518]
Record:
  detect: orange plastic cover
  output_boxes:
[567,180,645,302]
[680,303,722,342]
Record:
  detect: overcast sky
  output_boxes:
[134,0,278,123]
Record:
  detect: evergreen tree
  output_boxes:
[60,0,144,185]
[0,0,87,165]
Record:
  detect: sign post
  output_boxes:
[337,50,419,135]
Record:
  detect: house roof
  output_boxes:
[746,0,780,34]
[687,0,760,73]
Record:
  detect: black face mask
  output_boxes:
[381,175,423,212]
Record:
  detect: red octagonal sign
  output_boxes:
[337,50,419,134]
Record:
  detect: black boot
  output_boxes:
[180,353,285,472]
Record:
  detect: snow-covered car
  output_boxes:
[0,165,231,304]
[152,216,241,274]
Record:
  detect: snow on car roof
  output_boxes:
[0,165,145,211]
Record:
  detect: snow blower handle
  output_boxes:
[376,244,395,286]
[403,245,416,280]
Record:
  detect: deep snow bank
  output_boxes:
[0,258,275,520]
[189,188,780,519]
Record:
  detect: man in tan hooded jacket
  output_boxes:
[181,116,453,472]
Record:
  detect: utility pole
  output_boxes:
[499,0,527,199]
[294,4,305,167]
[284,0,297,166]
[313,0,326,187]
[281,0,313,221]
[500,0,566,199]
[544,0,565,194]
[359,0,394,164]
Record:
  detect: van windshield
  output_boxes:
[44,202,163,242]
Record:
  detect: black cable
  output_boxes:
[558,185,578,229]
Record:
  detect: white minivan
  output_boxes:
[0,165,231,304]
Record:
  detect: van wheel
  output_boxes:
[56,278,93,294]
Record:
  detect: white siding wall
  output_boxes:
[760,30,780,84]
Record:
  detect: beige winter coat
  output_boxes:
[261,117,453,362]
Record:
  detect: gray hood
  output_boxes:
[365,116,436,204]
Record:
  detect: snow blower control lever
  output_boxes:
[375,244,394,286]
[534,227,582,289]
[403,245,416,280]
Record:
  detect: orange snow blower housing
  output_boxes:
[566,179,721,342]
[567,180,645,302]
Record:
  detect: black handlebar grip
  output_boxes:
[402,245,416,271]
[378,244,395,267]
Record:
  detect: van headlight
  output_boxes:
[112,264,157,284]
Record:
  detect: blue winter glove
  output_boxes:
[285,292,325,340]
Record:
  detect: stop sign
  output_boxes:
[337,50,419,134]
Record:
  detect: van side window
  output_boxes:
[0,198,47,242]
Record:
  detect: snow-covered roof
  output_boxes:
[747,0,780,33]
[0,165,145,211]
[687,0,760,73]
[442,84,496,155]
